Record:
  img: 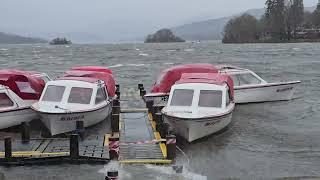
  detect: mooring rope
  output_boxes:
[176,145,190,166]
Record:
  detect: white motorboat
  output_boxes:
[216,65,301,103]
[0,70,50,129]
[32,68,116,135]
[162,73,235,142]
[146,64,218,107]
[148,64,300,104]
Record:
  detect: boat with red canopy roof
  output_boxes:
[161,73,235,142]
[0,69,51,129]
[32,67,116,135]
[145,63,219,107]
[147,63,300,105]
[71,66,113,74]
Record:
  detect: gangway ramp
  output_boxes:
[118,109,171,164]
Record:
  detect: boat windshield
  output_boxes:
[16,81,36,93]
[68,87,93,104]
[41,75,51,83]
[95,87,107,104]
[198,90,222,108]
[42,85,66,102]
[0,93,14,108]
[231,73,261,86]
[170,89,194,106]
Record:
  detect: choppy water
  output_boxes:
[0,41,320,179]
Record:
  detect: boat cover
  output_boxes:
[0,70,45,100]
[71,66,113,74]
[62,70,116,97]
[177,73,234,99]
[151,64,219,93]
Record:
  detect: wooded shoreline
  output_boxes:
[223,0,320,44]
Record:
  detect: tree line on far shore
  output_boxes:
[223,0,320,43]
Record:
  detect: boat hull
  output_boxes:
[234,81,300,103]
[163,112,233,142]
[38,104,111,135]
[0,108,37,129]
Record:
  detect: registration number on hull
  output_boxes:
[276,87,293,92]
[204,120,221,127]
[60,115,85,121]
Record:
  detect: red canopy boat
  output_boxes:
[151,64,219,93]
[71,66,113,74]
[0,70,45,100]
[63,70,116,97]
[177,73,234,100]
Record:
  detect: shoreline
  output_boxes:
[223,39,320,44]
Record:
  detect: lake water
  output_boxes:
[0,41,320,179]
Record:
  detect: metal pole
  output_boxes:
[115,84,120,91]
[21,122,30,143]
[146,100,154,113]
[115,91,120,100]
[138,83,144,90]
[4,137,12,161]
[166,135,176,160]
[155,112,163,124]
[70,134,79,159]
[112,99,120,107]
[112,106,120,115]
[76,121,85,139]
[111,114,120,133]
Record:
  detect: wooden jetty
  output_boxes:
[0,84,176,166]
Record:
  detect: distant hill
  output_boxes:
[0,32,47,44]
[172,7,316,41]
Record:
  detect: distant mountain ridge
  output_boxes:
[0,32,47,44]
[172,6,316,41]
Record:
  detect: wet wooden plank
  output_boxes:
[120,112,154,142]
[120,144,164,160]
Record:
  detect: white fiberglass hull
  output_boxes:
[38,104,111,135]
[234,81,300,104]
[146,82,300,105]
[0,108,37,129]
[163,112,233,142]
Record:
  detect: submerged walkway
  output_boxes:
[119,111,167,163]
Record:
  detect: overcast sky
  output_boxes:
[0,0,318,41]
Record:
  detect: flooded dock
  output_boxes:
[0,85,175,166]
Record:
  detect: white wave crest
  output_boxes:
[109,64,124,68]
